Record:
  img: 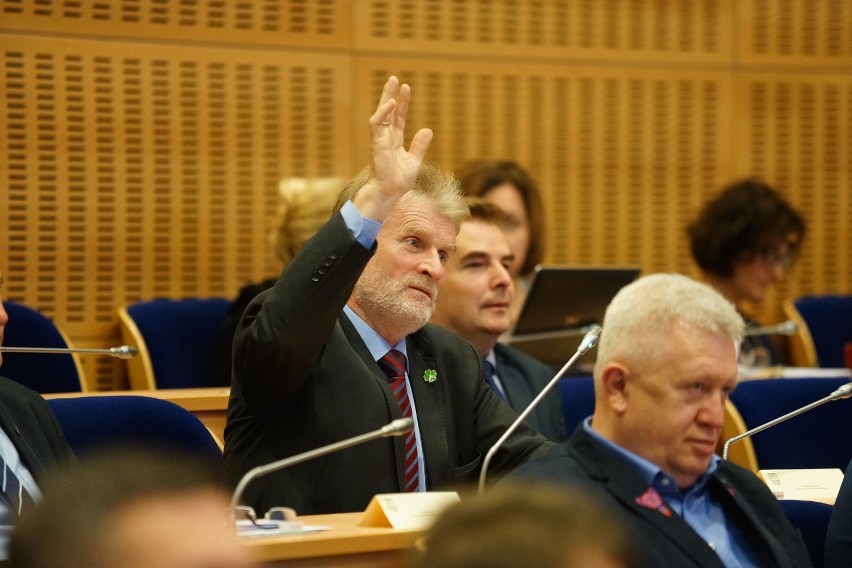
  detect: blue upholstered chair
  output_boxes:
[1,300,87,393]
[729,378,852,471]
[47,395,222,464]
[784,295,852,368]
[779,499,833,568]
[558,375,595,436]
[118,297,231,389]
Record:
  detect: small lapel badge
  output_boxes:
[423,369,438,383]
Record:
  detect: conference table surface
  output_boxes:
[241,512,422,567]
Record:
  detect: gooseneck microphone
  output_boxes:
[478,325,602,496]
[0,345,138,359]
[230,417,413,515]
[722,382,852,460]
[743,320,798,337]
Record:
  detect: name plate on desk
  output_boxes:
[759,468,844,505]
[357,492,460,530]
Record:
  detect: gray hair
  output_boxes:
[594,273,745,375]
[333,163,469,232]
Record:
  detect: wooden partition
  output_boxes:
[1,0,850,389]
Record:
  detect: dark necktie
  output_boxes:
[0,454,34,518]
[378,349,420,492]
[482,358,507,401]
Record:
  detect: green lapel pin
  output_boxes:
[423,369,437,383]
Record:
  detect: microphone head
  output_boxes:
[777,320,798,336]
[577,325,602,354]
[110,345,139,359]
[831,383,852,400]
[381,417,414,437]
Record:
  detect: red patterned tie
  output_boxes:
[378,349,420,492]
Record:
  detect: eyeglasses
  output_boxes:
[759,248,796,270]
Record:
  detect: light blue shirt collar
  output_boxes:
[342,305,408,365]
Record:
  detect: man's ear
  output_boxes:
[600,363,630,415]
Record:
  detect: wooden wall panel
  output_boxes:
[0,0,850,388]
[738,0,852,66]
[352,59,733,275]
[1,0,350,48]
[1,34,351,388]
[354,0,733,63]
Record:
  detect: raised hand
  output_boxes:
[355,76,433,221]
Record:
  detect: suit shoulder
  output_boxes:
[418,323,475,350]
[0,376,43,402]
[494,343,552,374]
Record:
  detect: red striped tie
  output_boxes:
[378,349,420,492]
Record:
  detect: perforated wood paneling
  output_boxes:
[355,0,732,62]
[353,59,733,276]
[1,36,350,388]
[1,0,850,389]
[1,0,349,48]
[739,0,852,66]
[732,74,852,323]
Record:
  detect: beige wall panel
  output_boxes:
[731,72,852,324]
[1,0,850,388]
[1,34,351,388]
[353,57,734,277]
[0,0,350,49]
[354,0,733,64]
[738,0,852,67]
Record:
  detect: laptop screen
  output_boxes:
[505,265,640,369]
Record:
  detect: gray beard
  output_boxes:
[352,264,437,338]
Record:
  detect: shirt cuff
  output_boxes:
[341,200,382,249]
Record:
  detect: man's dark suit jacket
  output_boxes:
[221,212,551,515]
[510,427,812,568]
[0,376,74,483]
[493,343,566,441]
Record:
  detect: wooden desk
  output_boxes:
[44,387,230,444]
[242,512,422,568]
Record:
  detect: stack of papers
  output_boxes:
[235,519,330,538]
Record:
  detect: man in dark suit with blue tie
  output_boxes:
[221,77,551,515]
[430,198,566,441]
[0,273,75,559]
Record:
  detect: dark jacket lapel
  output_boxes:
[571,429,727,568]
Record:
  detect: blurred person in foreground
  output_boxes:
[0,271,75,560]
[8,449,254,568]
[687,179,806,366]
[510,273,811,567]
[454,159,546,327]
[220,77,550,515]
[416,482,634,568]
[431,197,565,441]
[825,457,852,568]
[212,176,344,387]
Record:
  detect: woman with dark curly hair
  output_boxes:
[687,179,806,366]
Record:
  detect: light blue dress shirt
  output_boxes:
[0,425,41,560]
[339,199,427,492]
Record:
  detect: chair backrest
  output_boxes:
[1,300,86,393]
[47,395,222,465]
[558,375,595,436]
[785,295,852,368]
[118,298,231,389]
[778,499,834,568]
[730,378,852,470]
